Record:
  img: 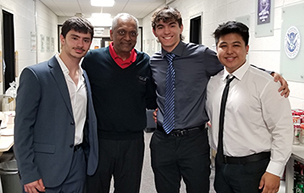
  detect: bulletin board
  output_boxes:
[280,3,304,82]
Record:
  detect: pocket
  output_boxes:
[34,143,56,154]
[243,158,269,175]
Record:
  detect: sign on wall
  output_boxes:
[280,3,304,82]
[257,0,271,25]
[255,0,274,37]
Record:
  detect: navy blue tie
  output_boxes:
[163,53,176,134]
[216,75,235,164]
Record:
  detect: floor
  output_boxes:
[110,131,286,193]
[110,132,216,193]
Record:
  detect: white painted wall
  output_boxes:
[0,0,57,94]
[142,0,304,109]
[35,0,58,64]
[0,0,302,108]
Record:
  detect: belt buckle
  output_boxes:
[171,129,187,137]
[171,131,181,137]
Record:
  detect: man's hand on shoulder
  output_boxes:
[24,178,45,193]
[272,72,290,97]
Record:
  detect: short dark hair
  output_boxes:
[151,6,184,40]
[213,21,249,46]
[61,17,94,39]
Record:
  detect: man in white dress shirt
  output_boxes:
[14,17,98,193]
[206,21,293,193]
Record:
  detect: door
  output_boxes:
[2,10,15,92]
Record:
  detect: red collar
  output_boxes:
[109,42,137,69]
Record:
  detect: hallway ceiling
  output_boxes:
[39,0,166,19]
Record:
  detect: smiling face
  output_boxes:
[216,33,249,73]
[152,19,183,53]
[110,17,138,57]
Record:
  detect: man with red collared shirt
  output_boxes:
[82,13,157,193]
[109,41,137,68]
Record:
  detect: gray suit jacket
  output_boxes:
[14,56,98,187]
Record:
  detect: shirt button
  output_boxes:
[70,122,74,125]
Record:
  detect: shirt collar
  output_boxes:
[109,42,137,67]
[55,53,84,78]
[109,42,136,61]
[223,60,249,82]
[161,40,184,58]
[109,42,120,59]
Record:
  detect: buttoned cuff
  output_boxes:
[266,160,285,177]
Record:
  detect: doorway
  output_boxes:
[190,15,202,44]
[2,10,15,92]
[100,37,111,48]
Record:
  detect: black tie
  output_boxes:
[216,75,235,164]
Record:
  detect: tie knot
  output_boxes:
[226,75,235,84]
[166,53,175,62]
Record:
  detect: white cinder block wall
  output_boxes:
[0,0,57,94]
[142,0,304,110]
[0,0,303,109]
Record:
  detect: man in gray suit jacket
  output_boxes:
[14,17,98,193]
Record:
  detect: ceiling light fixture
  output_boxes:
[91,0,115,7]
[88,13,113,26]
[91,13,111,18]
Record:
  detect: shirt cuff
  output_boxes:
[266,160,285,177]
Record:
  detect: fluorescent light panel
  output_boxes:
[88,13,113,26]
[91,13,111,18]
[91,0,115,7]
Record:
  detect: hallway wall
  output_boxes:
[0,0,57,94]
[0,0,303,109]
[142,0,304,109]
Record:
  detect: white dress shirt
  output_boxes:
[55,54,87,145]
[206,61,293,177]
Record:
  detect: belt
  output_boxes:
[74,144,83,152]
[157,124,205,137]
[223,152,270,165]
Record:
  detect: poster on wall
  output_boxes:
[284,26,301,60]
[40,34,45,52]
[255,0,274,37]
[257,0,271,25]
[30,32,36,52]
[280,3,304,83]
[51,37,54,52]
[46,36,50,52]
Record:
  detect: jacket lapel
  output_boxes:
[48,56,74,118]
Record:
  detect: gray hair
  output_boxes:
[112,13,139,32]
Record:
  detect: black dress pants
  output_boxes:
[214,158,270,193]
[86,136,144,193]
[150,127,211,193]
